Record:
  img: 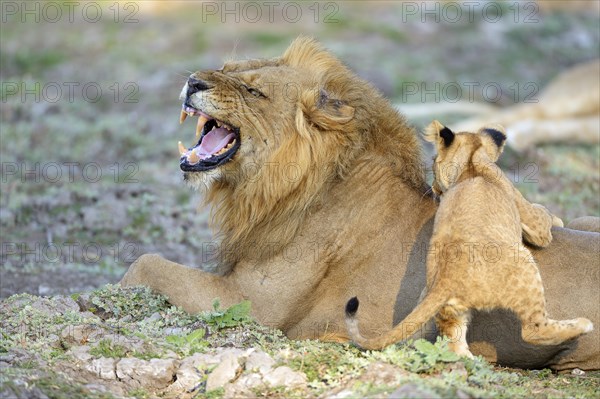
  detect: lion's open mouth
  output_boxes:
[178,106,240,172]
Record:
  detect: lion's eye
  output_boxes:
[244,85,264,98]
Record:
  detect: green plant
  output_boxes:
[90,339,128,358]
[166,328,209,356]
[203,299,252,329]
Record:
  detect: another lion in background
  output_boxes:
[345,121,593,357]
[121,37,600,371]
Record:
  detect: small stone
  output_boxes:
[245,350,275,375]
[206,352,242,391]
[263,366,307,388]
[571,368,585,376]
[359,362,407,385]
[389,383,440,399]
[456,389,472,399]
[86,357,117,380]
[61,324,105,345]
[329,390,357,399]
[166,353,219,394]
[116,358,179,390]
[224,373,263,397]
[69,345,93,362]
[143,312,162,323]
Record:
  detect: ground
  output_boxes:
[1,2,599,398]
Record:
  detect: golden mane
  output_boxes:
[204,37,425,273]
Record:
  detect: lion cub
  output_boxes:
[345,121,593,357]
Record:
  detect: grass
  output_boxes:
[1,285,599,398]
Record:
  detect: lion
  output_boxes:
[345,121,593,357]
[451,59,600,151]
[120,37,600,371]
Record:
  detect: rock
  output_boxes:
[86,357,117,380]
[31,295,80,316]
[68,345,93,362]
[116,358,178,389]
[329,390,358,399]
[142,312,162,323]
[456,389,473,399]
[246,350,275,375]
[224,373,263,397]
[263,366,307,388]
[359,362,408,385]
[60,323,105,345]
[389,383,440,399]
[206,351,242,391]
[166,352,220,395]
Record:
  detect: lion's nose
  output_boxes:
[187,77,210,96]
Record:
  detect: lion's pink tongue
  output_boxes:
[198,127,235,156]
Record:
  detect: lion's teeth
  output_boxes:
[216,121,222,127]
[188,151,199,164]
[223,124,231,130]
[179,110,187,124]
[178,141,186,155]
[196,115,209,138]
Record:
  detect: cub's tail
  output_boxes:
[345,289,448,350]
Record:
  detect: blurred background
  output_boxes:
[1,1,599,298]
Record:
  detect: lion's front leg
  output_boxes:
[120,254,243,313]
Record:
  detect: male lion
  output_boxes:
[121,37,600,371]
[345,121,593,357]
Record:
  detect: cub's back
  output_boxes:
[433,176,521,244]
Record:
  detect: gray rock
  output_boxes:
[86,357,117,380]
[143,312,162,323]
[206,351,242,391]
[116,357,178,389]
[60,323,105,345]
[246,350,275,375]
[166,352,219,394]
[224,373,264,397]
[68,345,93,362]
[389,383,440,399]
[263,366,307,388]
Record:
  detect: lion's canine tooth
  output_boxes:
[196,115,209,138]
[216,121,222,127]
[224,124,231,130]
[188,151,199,163]
[178,141,187,155]
[180,110,188,124]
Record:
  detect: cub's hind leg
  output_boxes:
[503,247,593,345]
[436,301,473,358]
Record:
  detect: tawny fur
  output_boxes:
[120,37,600,371]
[345,122,593,356]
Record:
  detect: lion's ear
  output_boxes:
[424,120,454,148]
[301,89,355,130]
[478,125,507,161]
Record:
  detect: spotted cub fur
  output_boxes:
[345,121,593,357]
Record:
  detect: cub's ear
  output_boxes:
[300,89,354,131]
[479,125,507,161]
[424,120,454,147]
